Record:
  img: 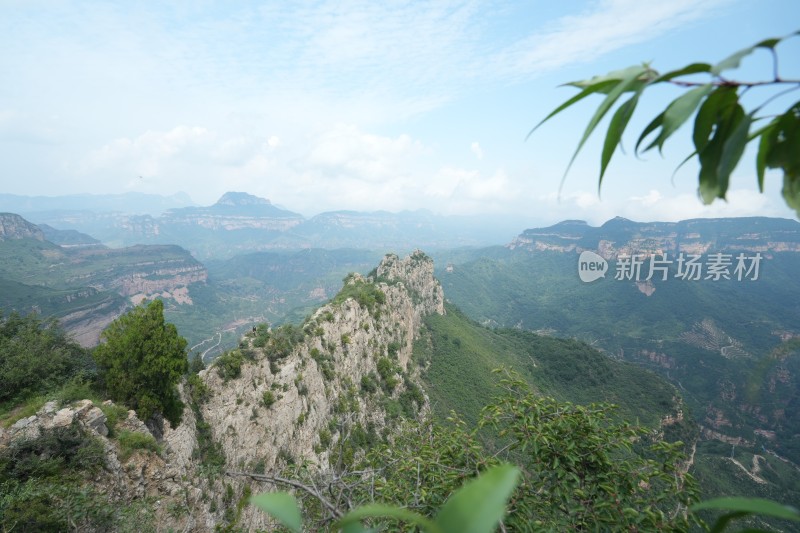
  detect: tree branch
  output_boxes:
[226,470,344,519]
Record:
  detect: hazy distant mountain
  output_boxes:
[22,191,529,259]
[0,212,45,241]
[38,224,101,247]
[509,216,800,255]
[281,209,526,250]
[0,191,196,216]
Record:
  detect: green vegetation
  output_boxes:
[0,422,154,531]
[376,357,400,392]
[93,299,188,426]
[214,349,245,381]
[438,248,800,460]
[533,31,800,214]
[310,347,335,380]
[258,371,698,531]
[437,238,800,524]
[415,303,677,428]
[266,323,305,363]
[185,364,226,480]
[332,275,386,315]
[252,463,520,533]
[262,390,277,408]
[117,430,161,461]
[0,311,94,407]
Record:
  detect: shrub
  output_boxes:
[0,311,95,405]
[360,374,378,394]
[117,430,160,461]
[319,428,332,449]
[215,350,244,381]
[377,357,400,392]
[263,391,277,408]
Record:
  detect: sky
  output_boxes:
[1,0,799,225]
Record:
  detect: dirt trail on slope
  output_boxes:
[728,455,767,484]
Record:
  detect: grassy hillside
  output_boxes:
[435,248,800,523]
[437,249,800,457]
[414,304,682,430]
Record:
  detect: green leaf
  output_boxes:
[783,173,800,217]
[755,37,780,49]
[250,492,303,533]
[635,112,665,155]
[567,64,655,91]
[697,96,744,204]
[338,504,441,533]
[756,119,777,193]
[693,87,738,153]
[341,522,371,533]
[654,62,712,83]
[528,80,617,138]
[711,45,756,75]
[692,496,800,523]
[709,32,793,76]
[560,66,649,190]
[435,464,520,533]
[647,84,714,153]
[600,91,640,189]
[716,111,753,193]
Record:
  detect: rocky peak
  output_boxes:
[374,250,445,316]
[0,212,44,241]
[214,192,271,207]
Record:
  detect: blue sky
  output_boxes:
[1,0,798,225]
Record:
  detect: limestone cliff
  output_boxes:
[0,251,444,531]
[185,250,444,529]
[509,217,800,257]
[0,212,44,241]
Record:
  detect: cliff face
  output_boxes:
[189,250,444,529]
[0,213,208,347]
[0,212,44,241]
[509,217,800,257]
[64,245,208,300]
[0,251,445,531]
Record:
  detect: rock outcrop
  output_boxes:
[0,212,45,241]
[0,251,445,531]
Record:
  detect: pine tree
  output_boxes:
[93,299,188,426]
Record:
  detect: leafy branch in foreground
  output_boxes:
[249,464,520,533]
[243,368,699,531]
[531,30,800,215]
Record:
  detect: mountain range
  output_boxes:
[11,191,529,259]
[1,209,799,529]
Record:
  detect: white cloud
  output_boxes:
[470,141,483,160]
[309,124,426,183]
[620,188,779,221]
[492,0,730,77]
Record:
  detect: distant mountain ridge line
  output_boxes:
[510,216,800,257]
[10,191,530,258]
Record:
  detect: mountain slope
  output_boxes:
[436,217,800,515]
[0,213,208,346]
[415,304,682,430]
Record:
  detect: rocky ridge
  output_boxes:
[0,251,445,531]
